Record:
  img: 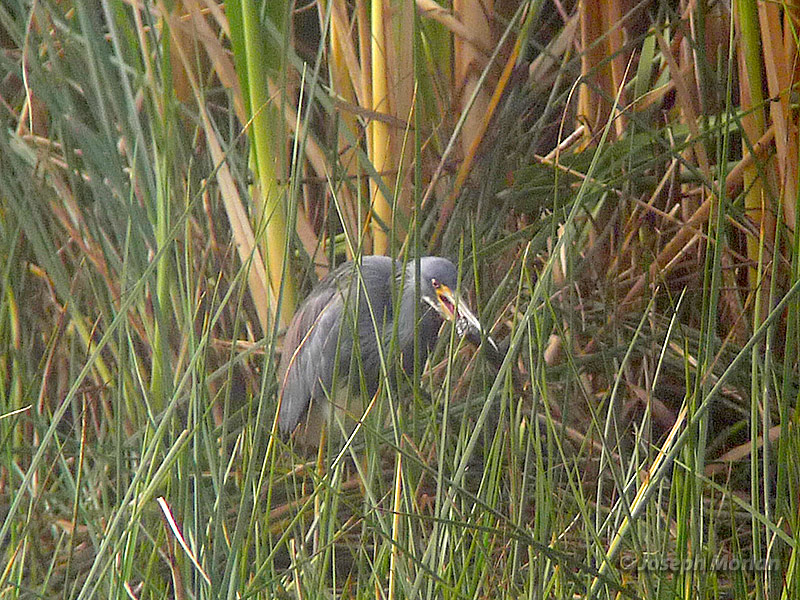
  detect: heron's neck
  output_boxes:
[397,273,439,373]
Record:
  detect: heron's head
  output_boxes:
[414,257,493,348]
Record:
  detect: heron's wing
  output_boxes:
[277,279,341,435]
[278,259,372,435]
[277,257,397,436]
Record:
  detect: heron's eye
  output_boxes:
[431,278,440,289]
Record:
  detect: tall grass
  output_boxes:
[1,0,798,598]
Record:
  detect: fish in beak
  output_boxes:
[430,280,499,353]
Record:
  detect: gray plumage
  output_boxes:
[277,256,484,443]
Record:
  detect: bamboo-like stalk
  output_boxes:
[736,0,773,324]
[370,0,393,255]
[237,0,297,327]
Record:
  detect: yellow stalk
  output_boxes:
[370,0,392,254]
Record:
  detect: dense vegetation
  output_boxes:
[1,0,799,597]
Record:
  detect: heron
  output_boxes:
[277,256,497,447]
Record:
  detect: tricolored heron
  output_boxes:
[277,256,497,447]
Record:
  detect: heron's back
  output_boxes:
[277,257,396,436]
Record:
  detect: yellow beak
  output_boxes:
[432,285,498,352]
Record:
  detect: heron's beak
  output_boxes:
[433,285,499,353]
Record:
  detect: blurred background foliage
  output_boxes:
[1,0,800,597]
